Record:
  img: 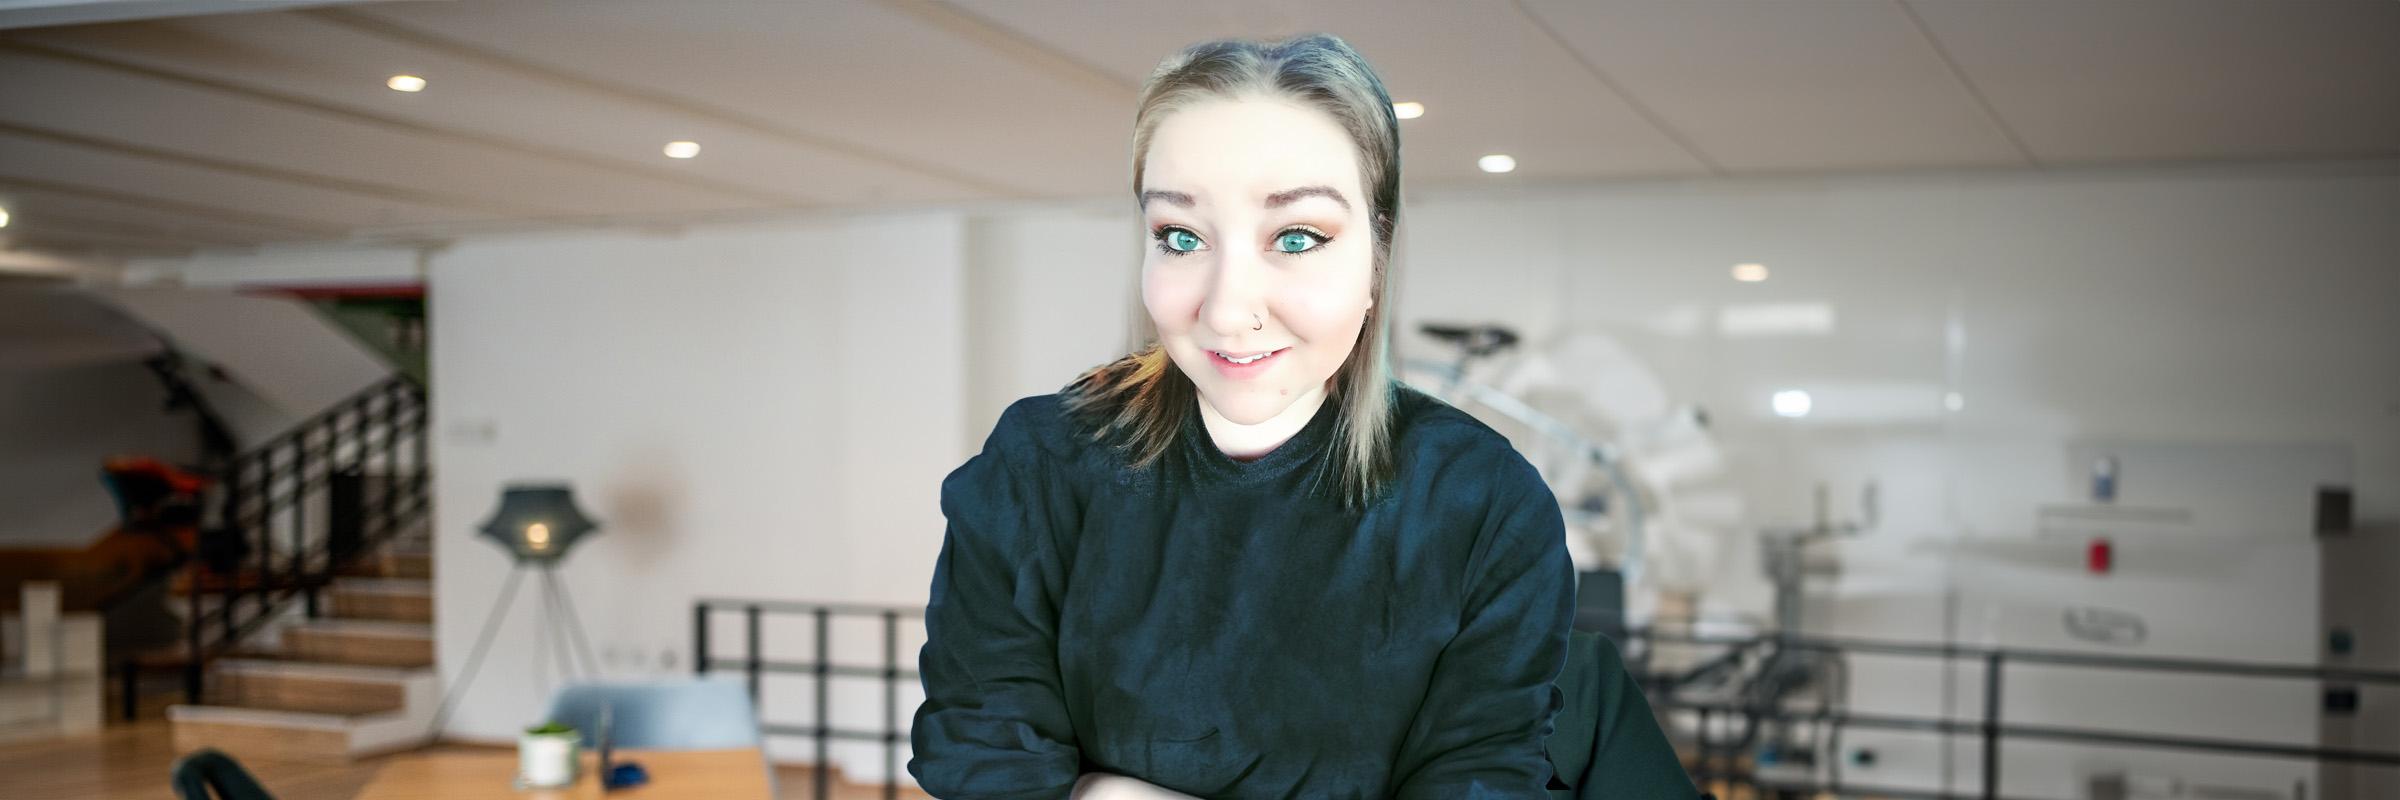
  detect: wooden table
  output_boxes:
[354,748,773,800]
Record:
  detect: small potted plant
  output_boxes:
[517,721,582,789]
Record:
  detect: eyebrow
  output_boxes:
[1139,190,1193,209]
[1266,185,1351,210]
[1139,185,1352,211]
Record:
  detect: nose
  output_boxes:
[1199,249,1268,339]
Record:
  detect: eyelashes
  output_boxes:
[1150,225,1333,258]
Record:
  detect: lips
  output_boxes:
[1213,348,1283,364]
[1207,346,1289,379]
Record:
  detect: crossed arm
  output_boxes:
[1070,773,1201,800]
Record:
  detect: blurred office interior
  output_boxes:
[0,1,2395,798]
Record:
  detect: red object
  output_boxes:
[104,455,212,494]
[2087,537,2113,575]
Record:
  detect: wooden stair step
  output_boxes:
[282,620,434,668]
[170,570,309,596]
[340,550,432,580]
[330,578,432,622]
[168,703,426,763]
[209,659,425,715]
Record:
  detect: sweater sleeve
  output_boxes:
[1391,453,1576,799]
[908,403,1083,799]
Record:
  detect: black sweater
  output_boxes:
[908,383,1575,799]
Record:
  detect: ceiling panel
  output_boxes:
[1518,0,2028,173]
[0,208,266,248]
[338,0,1131,199]
[0,45,761,218]
[0,227,201,257]
[947,0,1710,184]
[0,176,342,239]
[16,13,994,209]
[0,0,2388,264]
[1908,0,2400,164]
[0,127,488,230]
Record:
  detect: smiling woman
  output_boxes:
[908,33,1694,800]
[1074,34,1404,506]
[1134,94,1380,464]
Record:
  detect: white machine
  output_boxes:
[1399,321,2389,799]
[1810,442,2360,799]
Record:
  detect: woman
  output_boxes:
[910,34,1585,799]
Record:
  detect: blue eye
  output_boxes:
[1157,227,1203,255]
[1274,229,1328,254]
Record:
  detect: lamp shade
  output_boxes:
[476,483,599,563]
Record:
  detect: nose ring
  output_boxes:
[1252,313,1263,331]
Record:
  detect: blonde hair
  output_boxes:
[1062,33,1402,511]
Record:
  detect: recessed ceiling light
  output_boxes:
[1392,101,1424,120]
[1772,389,1812,418]
[663,141,701,159]
[1732,263,1769,282]
[1477,154,1516,174]
[0,207,10,228]
[386,74,426,93]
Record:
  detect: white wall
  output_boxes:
[960,205,1143,441]
[0,360,197,546]
[0,286,260,548]
[126,244,425,290]
[427,213,967,775]
[95,287,391,427]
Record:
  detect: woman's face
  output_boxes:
[1139,95,1376,427]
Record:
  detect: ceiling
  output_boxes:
[0,0,2392,262]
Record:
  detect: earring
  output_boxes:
[1251,312,1263,331]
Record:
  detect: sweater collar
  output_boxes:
[1177,392,1340,485]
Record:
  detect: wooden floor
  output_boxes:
[0,720,934,800]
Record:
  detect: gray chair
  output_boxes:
[543,677,762,750]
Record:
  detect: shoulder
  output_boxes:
[988,394,1075,452]
[1401,381,1545,480]
[1388,383,1547,494]
[941,395,1089,520]
[972,393,1107,479]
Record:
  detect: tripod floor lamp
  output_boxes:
[429,483,604,737]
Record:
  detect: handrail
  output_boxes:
[691,601,2395,800]
[693,600,916,800]
[1635,628,2400,686]
[115,373,432,718]
[1630,626,2399,799]
[226,376,405,470]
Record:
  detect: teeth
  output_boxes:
[1217,350,1273,365]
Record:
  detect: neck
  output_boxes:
[1197,383,1330,462]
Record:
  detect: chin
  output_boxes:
[1199,389,1296,425]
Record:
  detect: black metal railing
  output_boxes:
[690,599,2396,800]
[693,599,922,800]
[1624,627,2400,800]
[118,374,430,718]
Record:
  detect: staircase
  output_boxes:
[111,374,437,763]
[166,532,436,761]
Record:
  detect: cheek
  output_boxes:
[1281,293,1366,343]
[1280,250,1375,343]
[1141,263,1200,334]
